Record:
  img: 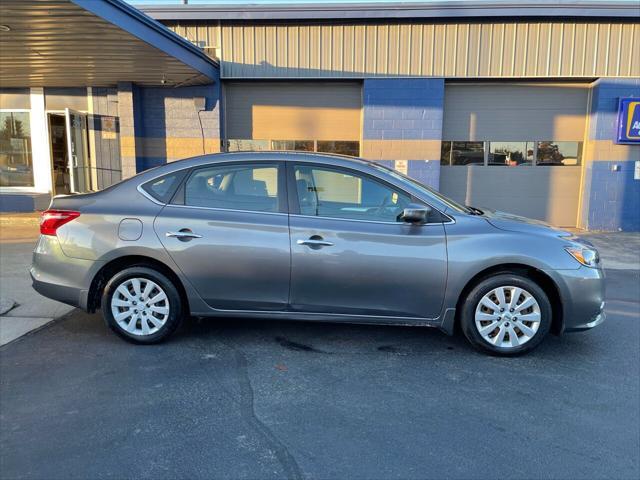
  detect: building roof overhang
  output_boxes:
[140,1,640,21]
[0,0,219,88]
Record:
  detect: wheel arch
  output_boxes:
[87,255,190,315]
[454,263,564,335]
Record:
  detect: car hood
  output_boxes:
[480,208,574,238]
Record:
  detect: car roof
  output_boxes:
[185,151,377,166]
[137,151,385,177]
[124,151,459,214]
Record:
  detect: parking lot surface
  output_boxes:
[1,268,638,480]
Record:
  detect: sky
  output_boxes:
[128,0,636,4]
[128,0,504,5]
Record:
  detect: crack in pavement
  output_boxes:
[232,349,304,480]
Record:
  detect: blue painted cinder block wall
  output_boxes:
[582,78,640,231]
[132,69,221,173]
[362,78,444,189]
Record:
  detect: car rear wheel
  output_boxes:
[460,274,552,356]
[102,266,183,344]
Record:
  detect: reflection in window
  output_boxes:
[271,140,314,152]
[0,112,33,187]
[226,139,359,157]
[316,141,360,157]
[451,141,484,166]
[226,139,269,152]
[184,164,279,212]
[440,141,452,164]
[488,142,534,166]
[537,142,582,166]
[294,165,411,222]
[142,172,182,203]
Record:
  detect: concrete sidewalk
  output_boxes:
[0,214,74,346]
[0,212,638,346]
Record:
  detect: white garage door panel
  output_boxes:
[440,166,582,227]
[443,84,588,142]
[225,81,361,141]
[441,83,588,227]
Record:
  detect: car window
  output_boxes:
[294,165,412,222]
[184,164,279,212]
[141,171,186,203]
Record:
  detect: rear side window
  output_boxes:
[183,163,279,213]
[141,171,185,203]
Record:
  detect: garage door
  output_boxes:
[440,83,589,227]
[224,81,361,156]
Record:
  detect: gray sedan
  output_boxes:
[31,152,605,355]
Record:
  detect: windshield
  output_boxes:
[370,163,469,213]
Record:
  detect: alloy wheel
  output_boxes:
[474,285,541,349]
[110,278,170,336]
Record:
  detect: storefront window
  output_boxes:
[440,141,452,164]
[227,139,360,157]
[488,142,534,166]
[537,141,582,166]
[450,141,484,165]
[0,112,33,187]
[226,139,269,152]
[271,140,314,152]
[316,141,360,157]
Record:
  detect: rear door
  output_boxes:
[287,163,448,319]
[154,161,290,311]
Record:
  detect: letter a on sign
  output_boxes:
[617,98,640,144]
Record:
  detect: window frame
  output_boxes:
[285,162,445,225]
[170,160,288,215]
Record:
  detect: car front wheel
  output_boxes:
[102,266,183,344]
[460,274,552,356]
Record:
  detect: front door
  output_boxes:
[64,108,92,193]
[48,114,71,195]
[288,163,447,319]
[154,161,291,311]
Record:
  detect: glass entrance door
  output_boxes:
[64,108,92,193]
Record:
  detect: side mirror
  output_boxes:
[400,204,431,224]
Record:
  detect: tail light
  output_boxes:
[40,210,80,236]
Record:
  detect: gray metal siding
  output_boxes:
[167,21,639,79]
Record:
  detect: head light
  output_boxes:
[565,246,599,267]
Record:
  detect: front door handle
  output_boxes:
[166,229,202,241]
[297,238,334,247]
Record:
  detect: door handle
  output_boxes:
[166,230,202,240]
[297,239,334,247]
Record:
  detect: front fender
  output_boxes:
[441,215,580,315]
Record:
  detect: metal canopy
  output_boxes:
[0,0,219,88]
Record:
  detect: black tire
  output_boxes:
[460,273,552,356]
[101,266,183,344]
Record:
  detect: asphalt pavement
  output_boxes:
[1,267,638,480]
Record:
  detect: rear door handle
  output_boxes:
[166,229,202,240]
[297,239,334,247]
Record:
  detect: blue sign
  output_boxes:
[617,98,640,144]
